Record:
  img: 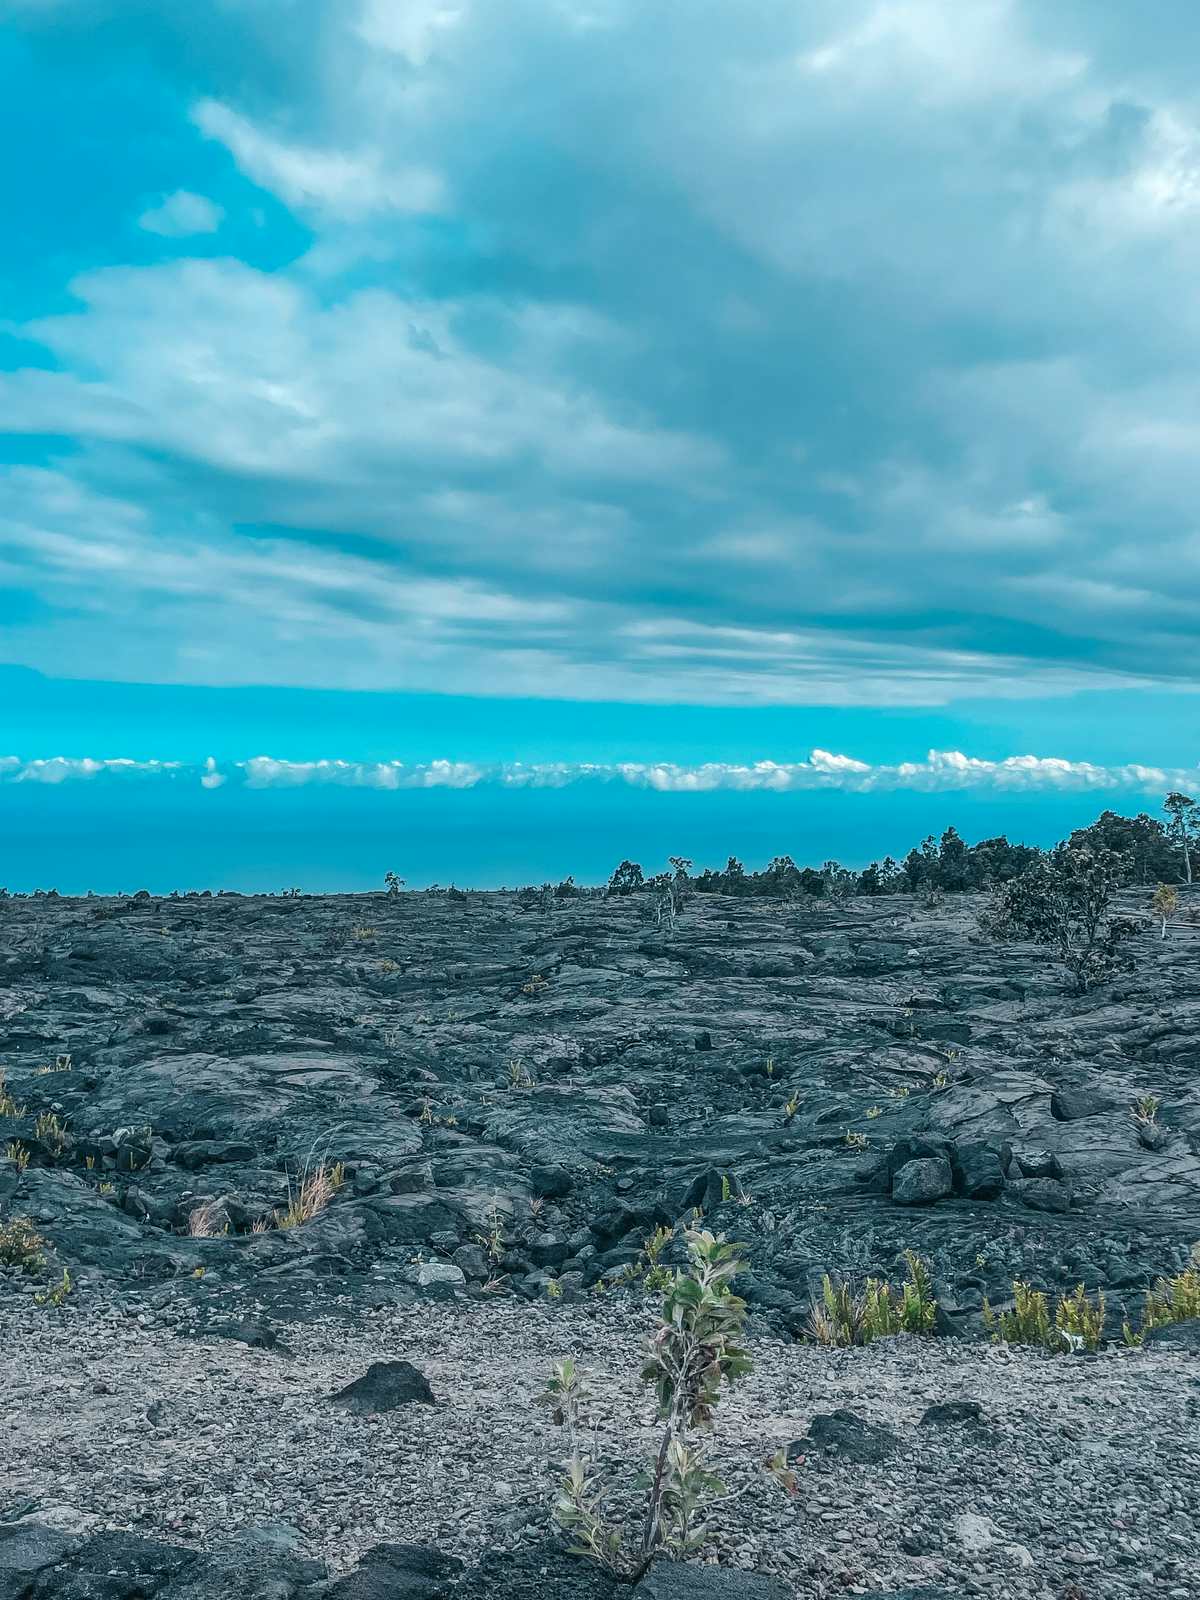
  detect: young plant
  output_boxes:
[546,1230,755,1583]
[35,1268,73,1308]
[275,1147,344,1230]
[0,1216,47,1272]
[1150,882,1179,939]
[34,1111,67,1156]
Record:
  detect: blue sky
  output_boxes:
[1,2,1199,887]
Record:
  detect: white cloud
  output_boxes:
[2,757,183,784]
[357,0,468,63]
[137,190,224,237]
[192,98,445,219]
[0,750,1194,797]
[6,0,1200,707]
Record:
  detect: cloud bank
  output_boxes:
[2,2,1200,704]
[1,751,1194,797]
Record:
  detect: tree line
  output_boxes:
[600,793,1198,901]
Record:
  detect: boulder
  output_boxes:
[325,1543,462,1600]
[893,1157,952,1206]
[401,1261,466,1297]
[920,1399,986,1428]
[329,1360,435,1412]
[954,1142,1008,1201]
[635,1563,792,1598]
[1141,1317,1200,1353]
[801,1409,897,1464]
[1051,1088,1117,1122]
[1010,1177,1072,1214]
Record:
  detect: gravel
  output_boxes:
[3,1289,1198,1598]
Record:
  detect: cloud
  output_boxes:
[0,750,1194,797]
[4,1,1200,706]
[0,757,183,784]
[192,98,445,219]
[137,189,224,237]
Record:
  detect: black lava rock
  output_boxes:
[329,1360,435,1412]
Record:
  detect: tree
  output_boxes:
[982,846,1134,994]
[820,860,856,902]
[1069,810,1177,885]
[1151,883,1179,940]
[1163,793,1198,885]
[607,860,645,896]
[937,826,970,892]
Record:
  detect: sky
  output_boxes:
[1,1,1199,889]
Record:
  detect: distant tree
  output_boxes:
[968,835,1039,888]
[900,848,927,893]
[607,860,645,896]
[1163,793,1198,885]
[1069,809,1177,885]
[821,860,856,902]
[937,826,970,892]
[383,870,404,897]
[859,858,900,896]
[982,846,1135,995]
[858,861,884,896]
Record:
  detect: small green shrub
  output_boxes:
[546,1230,756,1583]
[0,1216,48,1273]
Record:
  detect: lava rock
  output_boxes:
[325,1543,462,1600]
[329,1360,435,1412]
[920,1399,986,1428]
[530,1164,573,1199]
[1010,1177,1072,1214]
[954,1142,1008,1201]
[634,1563,793,1598]
[893,1157,953,1206]
[1141,1317,1200,1353]
[1051,1088,1117,1122]
[801,1408,897,1463]
[401,1261,466,1297]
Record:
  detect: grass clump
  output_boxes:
[1123,1268,1200,1345]
[276,1158,345,1229]
[807,1251,937,1347]
[982,1280,1106,1353]
[0,1073,25,1119]
[33,1111,66,1156]
[0,1216,48,1273]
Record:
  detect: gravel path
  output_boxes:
[2,1291,1197,1598]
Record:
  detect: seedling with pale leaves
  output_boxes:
[545,1230,768,1583]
